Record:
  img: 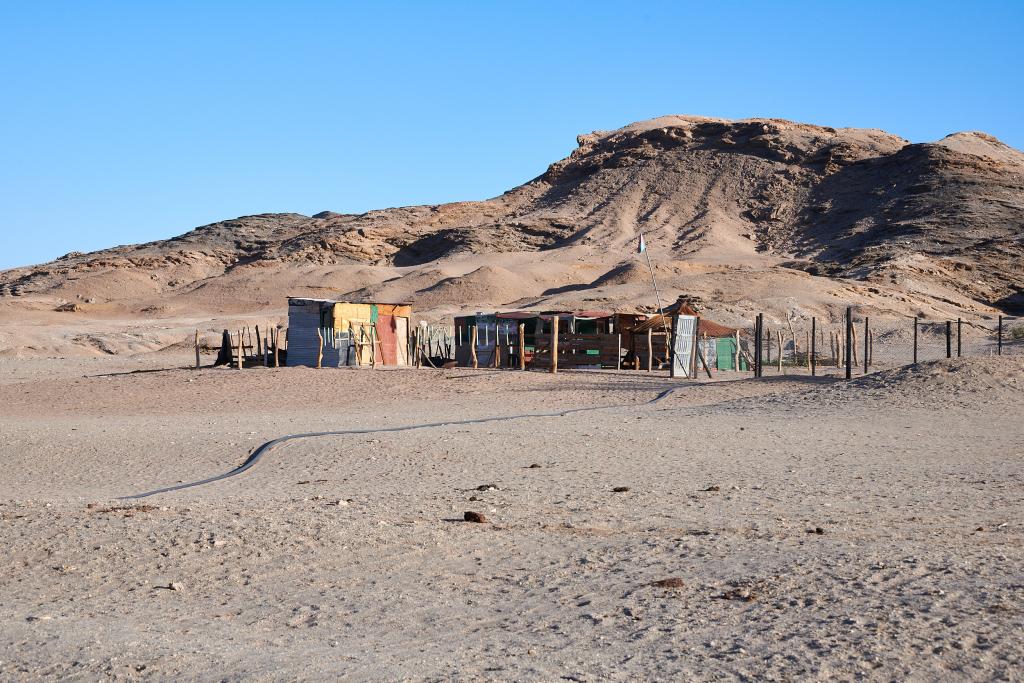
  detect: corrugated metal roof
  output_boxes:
[467,309,619,320]
[632,313,741,338]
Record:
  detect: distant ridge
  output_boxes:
[2,115,1022,318]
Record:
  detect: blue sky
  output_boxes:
[1,1,1021,270]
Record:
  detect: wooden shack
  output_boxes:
[630,300,748,371]
[287,298,412,367]
[453,311,640,369]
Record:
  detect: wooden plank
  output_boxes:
[551,316,559,374]
[471,326,478,369]
[519,323,526,371]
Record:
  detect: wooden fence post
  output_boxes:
[494,324,501,369]
[845,307,852,380]
[551,316,559,374]
[957,318,962,358]
[998,316,1003,355]
[913,317,918,364]
[734,329,740,372]
[753,314,761,377]
[370,324,377,369]
[787,316,797,370]
[946,320,952,359]
[316,328,323,369]
[236,330,243,370]
[518,323,526,370]
[646,328,653,372]
[863,317,869,374]
[776,329,783,373]
[349,323,359,367]
[810,317,816,376]
[751,316,756,376]
[851,322,859,367]
[759,314,765,376]
[272,328,279,368]
[470,325,478,369]
[194,330,201,369]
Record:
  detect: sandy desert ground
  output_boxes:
[1,353,1022,681]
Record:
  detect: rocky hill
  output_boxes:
[2,115,1022,341]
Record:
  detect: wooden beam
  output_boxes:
[494,324,501,368]
[471,325,478,369]
[550,316,559,374]
[734,330,740,372]
[777,329,783,373]
[518,323,526,371]
[646,328,653,372]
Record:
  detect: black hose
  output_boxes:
[120,386,682,500]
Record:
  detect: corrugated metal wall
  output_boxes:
[287,299,411,367]
[286,299,326,367]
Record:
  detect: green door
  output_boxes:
[715,337,736,371]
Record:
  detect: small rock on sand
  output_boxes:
[464,511,488,523]
[612,486,631,493]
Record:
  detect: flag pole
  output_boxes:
[643,246,668,322]
[638,231,673,364]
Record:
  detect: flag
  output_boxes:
[637,232,646,254]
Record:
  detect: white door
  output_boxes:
[671,315,698,379]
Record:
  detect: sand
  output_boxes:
[1,354,1022,681]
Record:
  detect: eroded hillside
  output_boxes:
[1,115,1022,355]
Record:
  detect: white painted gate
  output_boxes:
[671,315,698,379]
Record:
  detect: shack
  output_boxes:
[287,298,412,367]
[630,300,748,371]
[453,311,643,369]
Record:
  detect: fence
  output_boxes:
[215,312,1020,375]
[412,323,454,367]
[748,311,1021,377]
[453,319,520,368]
[532,333,622,370]
[452,330,623,370]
